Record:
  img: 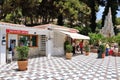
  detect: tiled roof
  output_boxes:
[33,24,79,32]
[0,22,25,27]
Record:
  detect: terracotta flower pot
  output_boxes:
[102,53,105,58]
[66,53,72,59]
[85,52,89,56]
[18,60,28,71]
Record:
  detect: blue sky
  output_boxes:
[97,6,120,20]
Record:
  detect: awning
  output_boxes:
[60,31,90,39]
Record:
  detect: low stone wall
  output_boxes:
[29,47,40,57]
[11,47,45,59]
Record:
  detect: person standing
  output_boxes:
[79,40,83,54]
[72,40,76,55]
[105,43,110,56]
[10,40,15,57]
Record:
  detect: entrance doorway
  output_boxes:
[7,34,17,62]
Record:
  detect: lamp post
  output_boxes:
[48,27,52,40]
[47,26,53,59]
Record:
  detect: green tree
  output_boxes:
[0,0,91,28]
[80,0,99,32]
[0,0,40,25]
[100,0,119,29]
[38,0,57,24]
[54,0,91,27]
[116,17,120,25]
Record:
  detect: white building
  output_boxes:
[0,22,90,65]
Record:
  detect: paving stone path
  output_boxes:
[0,53,120,80]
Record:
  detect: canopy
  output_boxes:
[60,31,90,39]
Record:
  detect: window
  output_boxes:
[41,35,46,51]
[18,35,38,47]
[31,36,37,46]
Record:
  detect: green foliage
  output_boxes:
[99,44,105,53]
[64,40,69,50]
[96,20,102,29]
[88,33,105,45]
[65,44,73,53]
[4,8,22,23]
[84,45,89,52]
[0,0,92,29]
[74,26,82,31]
[101,0,118,28]
[81,27,91,35]
[57,14,64,25]
[105,37,115,43]
[54,0,90,26]
[74,26,91,35]
[116,17,120,25]
[114,33,120,45]
[16,46,29,61]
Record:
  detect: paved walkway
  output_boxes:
[0,53,120,80]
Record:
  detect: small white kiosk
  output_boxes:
[0,22,48,65]
[34,24,90,57]
[0,22,90,65]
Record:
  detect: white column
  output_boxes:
[47,39,52,59]
[46,25,53,59]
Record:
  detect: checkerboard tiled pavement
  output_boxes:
[0,53,120,80]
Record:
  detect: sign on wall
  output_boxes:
[6,29,28,34]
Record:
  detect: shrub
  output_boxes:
[99,44,105,53]
[65,44,73,53]
[16,46,29,61]
[114,33,120,45]
[84,45,90,52]
[88,33,105,45]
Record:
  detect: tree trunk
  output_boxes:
[89,2,96,33]
[57,14,64,26]
[30,16,33,25]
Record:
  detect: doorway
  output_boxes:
[7,34,17,61]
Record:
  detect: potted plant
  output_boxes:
[84,44,90,56]
[16,46,29,71]
[98,44,105,58]
[101,44,105,58]
[65,44,73,59]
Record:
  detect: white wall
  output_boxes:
[0,27,2,64]
[0,24,48,65]
[52,31,66,56]
[0,27,6,65]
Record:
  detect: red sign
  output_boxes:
[6,29,28,34]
